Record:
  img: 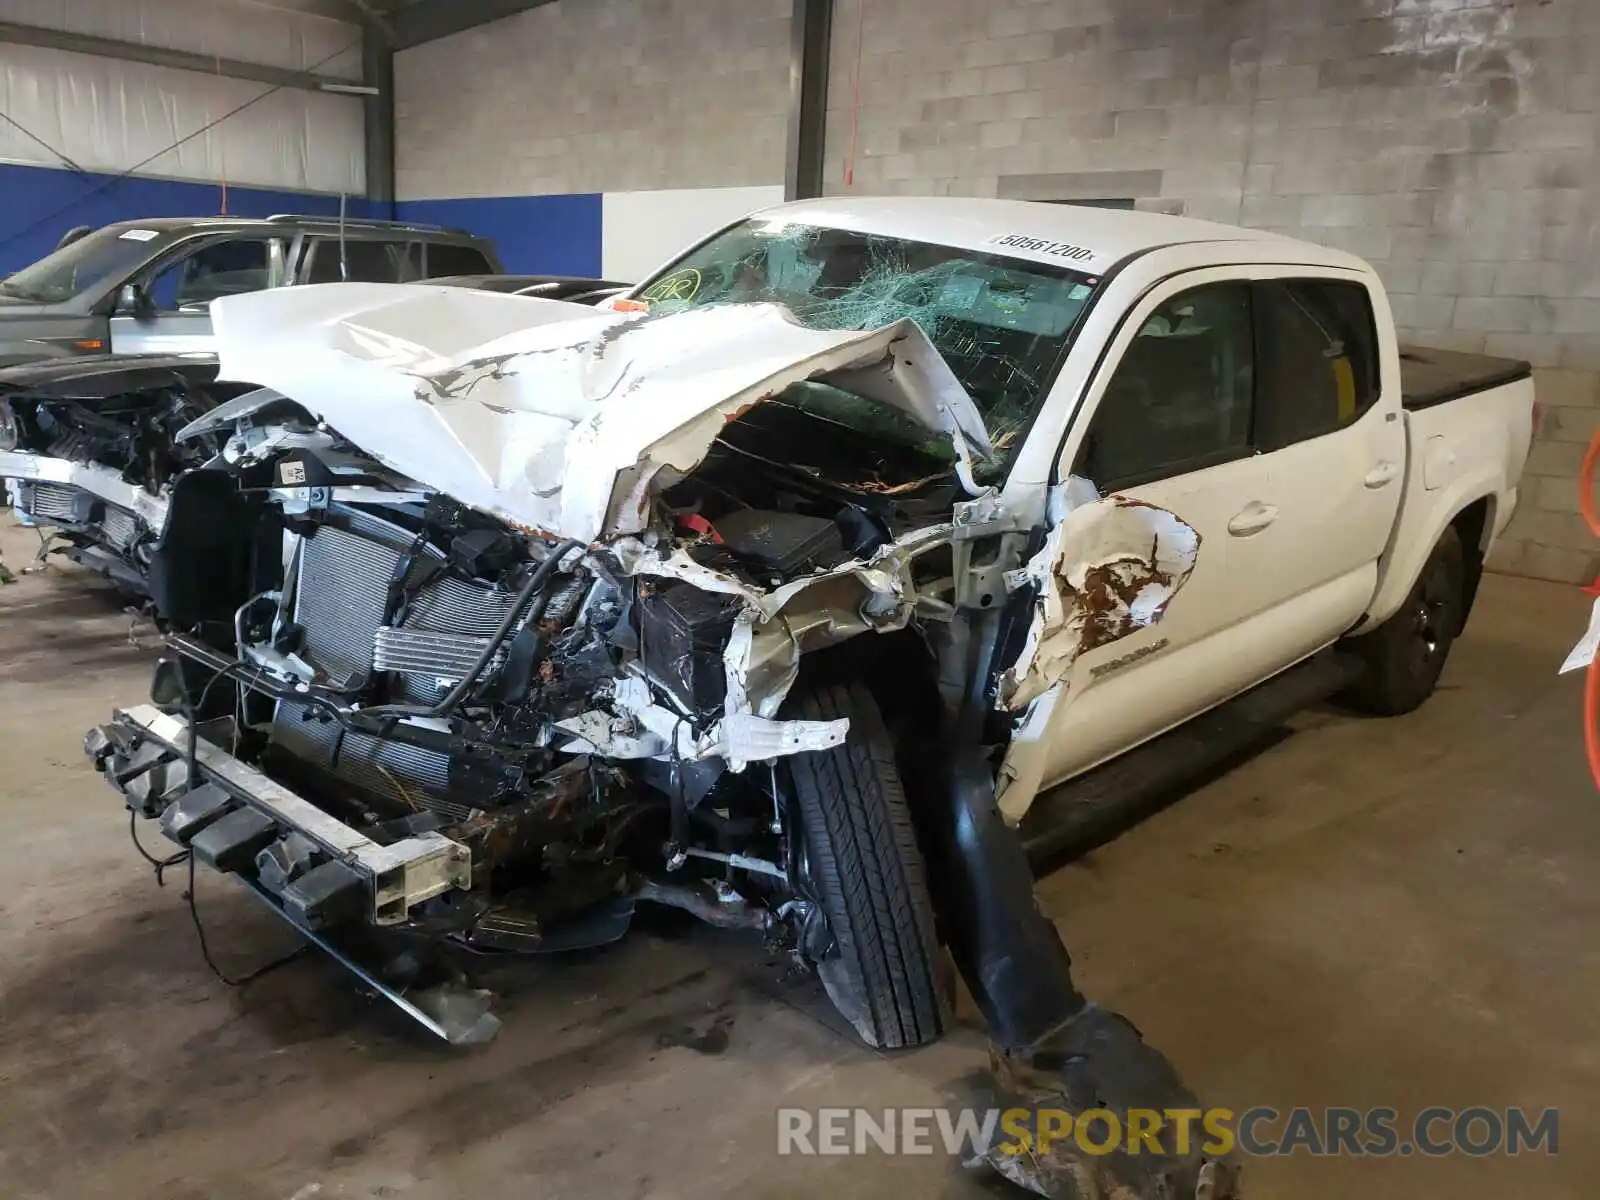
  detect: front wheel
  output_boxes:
[1341,526,1465,716]
[784,681,947,1049]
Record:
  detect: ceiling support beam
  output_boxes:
[363,31,396,206]
[0,19,358,93]
[784,0,833,201]
[391,0,561,51]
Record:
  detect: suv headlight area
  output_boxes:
[0,400,19,452]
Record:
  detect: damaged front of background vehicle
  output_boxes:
[86,220,1231,1199]
[0,356,243,594]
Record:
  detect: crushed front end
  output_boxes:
[0,357,234,593]
[78,247,1242,1193]
[87,310,969,1041]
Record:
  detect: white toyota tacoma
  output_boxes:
[87,198,1533,1200]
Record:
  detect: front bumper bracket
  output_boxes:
[86,703,498,1044]
[90,703,472,924]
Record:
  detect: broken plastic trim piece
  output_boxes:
[553,674,848,771]
[235,875,501,1046]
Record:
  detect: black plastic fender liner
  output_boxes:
[930,740,1089,1050]
[919,612,1240,1199]
[973,1006,1241,1200]
[920,610,1088,1050]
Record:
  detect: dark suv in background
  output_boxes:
[0,215,501,366]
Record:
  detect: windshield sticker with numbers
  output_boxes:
[987,234,1097,263]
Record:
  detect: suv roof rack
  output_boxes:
[263,214,464,235]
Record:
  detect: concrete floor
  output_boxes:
[1,516,1597,1200]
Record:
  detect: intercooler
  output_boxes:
[270,507,526,819]
[16,482,138,549]
[19,482,91,524]
[100,504,139,551]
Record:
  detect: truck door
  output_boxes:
[1028,275,1281,787]
[1015,269,1403,792]
[109,237,285,355]
[1232,274,1405,660]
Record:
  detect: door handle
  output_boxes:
[1228,502,1279,537]
[1364,461,1399,489]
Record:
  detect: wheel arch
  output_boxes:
[1450,495,1493,636]
[1356,476,1500,635]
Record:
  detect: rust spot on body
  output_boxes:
[1060,554,1172,654]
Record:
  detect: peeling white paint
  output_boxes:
[998,495,1200,712]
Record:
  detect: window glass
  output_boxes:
[424,243,493,278]
[632,218,1096,483]
[0,225,166,304]
[1078,283,1254,488]
[1254,280,1380,450]
[147,239,275,310]
[305,239,412,284]
[394,242,424,282]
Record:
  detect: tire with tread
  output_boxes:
[1342,526,1465,716]
[785,681,946,1049]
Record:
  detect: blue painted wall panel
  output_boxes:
[0,163,604,282]
[393,194,603,277]
[0,161,377,273]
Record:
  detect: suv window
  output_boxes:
[1079,282,1254,489]
[425,243,494,278]
[304,238,417,284]
[0,226,164,304]
[1254,280,1381,451]
[147,238,278,310]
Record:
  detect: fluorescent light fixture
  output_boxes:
[319,82,381,95]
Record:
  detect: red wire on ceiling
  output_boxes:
[843,0,866,187]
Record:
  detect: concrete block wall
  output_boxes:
[396,0,791,197]
[825,0,1600,582]
[393,0,792,276]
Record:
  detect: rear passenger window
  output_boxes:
[424,244,494,278]
[395,242,424,281]
[1078,283,1255,489]
[1254,280,1381,450]
[305,239,413,284]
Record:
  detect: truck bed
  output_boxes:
[1399,345,1532,411]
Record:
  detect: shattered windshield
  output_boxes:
[632,218,1096,479]
[0,225,161,304]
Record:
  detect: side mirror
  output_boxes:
[116,282,154,318]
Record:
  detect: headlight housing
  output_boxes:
[0,400,19,452]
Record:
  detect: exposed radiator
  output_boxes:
[22,482,89,523]
[270,709,475,823]
[271,505,525,814]
[100,504,138,551]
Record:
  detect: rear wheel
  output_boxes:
[1342,526,1465,716]
[785,681,946,1049]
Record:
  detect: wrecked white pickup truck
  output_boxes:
[86,198,1532,1199]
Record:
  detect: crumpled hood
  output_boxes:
[208,282,992,544]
